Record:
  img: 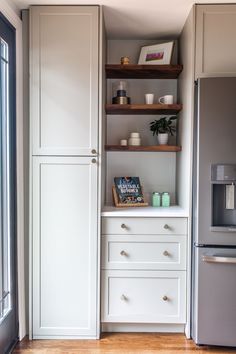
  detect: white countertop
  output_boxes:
[101,205,189,218]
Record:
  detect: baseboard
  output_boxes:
[32,335,100,340]
[102,323,185,333]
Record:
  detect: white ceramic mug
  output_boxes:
[145,93,154,104]
[158,95,174,104]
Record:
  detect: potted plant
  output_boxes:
[149,116,178,145]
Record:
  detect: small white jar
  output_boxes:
[120,139,128,146]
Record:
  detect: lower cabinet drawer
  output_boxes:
[102,235,186,270]
[102,217,187,235]
[102,270,186,323]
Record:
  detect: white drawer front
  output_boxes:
[102,270,186,323]
[102,235,186,270]
[102,217,187,235]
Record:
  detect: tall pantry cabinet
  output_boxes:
[29,6,103,339]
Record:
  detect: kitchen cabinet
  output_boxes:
[101,216,187,325]
[30,6,99,156]
[101,41,187,331]
[195,5,236,78]
[29,5,102,339]
[32,156,98,338]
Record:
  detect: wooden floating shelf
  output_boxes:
[105,145,182,152]
[105,64,183,79]
[106,104,182,115]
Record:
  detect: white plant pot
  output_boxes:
[158,133,169,145]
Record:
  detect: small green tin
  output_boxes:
[152,192,161,207]
[162,192,170,207]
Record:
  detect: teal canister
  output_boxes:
[162,192,170,207]
[152,192,161,207]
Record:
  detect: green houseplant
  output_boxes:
[149,116,178,145]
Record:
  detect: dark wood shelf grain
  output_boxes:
[105,145,182,152]
[105,64,183,79]
[105,104,182,115]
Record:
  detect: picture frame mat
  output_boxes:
[138,41,174,65]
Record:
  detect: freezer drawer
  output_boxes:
[192,247,236,346]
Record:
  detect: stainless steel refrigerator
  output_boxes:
[192,78,236,347]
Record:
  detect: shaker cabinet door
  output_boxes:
[30,6,99,155]
[195,5,236,78]
[32,156,98,338]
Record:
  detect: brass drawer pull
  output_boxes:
[120,294,128,301]
[120,250,128,256]
[162,295,168,301]
[163,250,170,257]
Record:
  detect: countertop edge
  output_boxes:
[101,206,189,218]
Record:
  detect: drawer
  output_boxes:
[102,217,187,235]
[102,270,186,323]
[102,235,187,270]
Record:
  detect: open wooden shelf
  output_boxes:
[106,104,182,115]
[105,145,182,152]
[105,64,183,79]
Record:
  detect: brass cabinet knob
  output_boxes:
[91,149,97,154]
[120,250,127,256]
[121,223,127,229]
[120,294,128,301]
[164,224,169,230]
[163,250,169,257]
[91,158,97,164]
[162,295,168,301]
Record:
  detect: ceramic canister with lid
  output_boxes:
[128,132,141,146]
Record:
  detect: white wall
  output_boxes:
[105,39,178,205]
[0,0,26,341]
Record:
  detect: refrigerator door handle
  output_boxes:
[202,255,236,264]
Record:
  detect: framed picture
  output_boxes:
[112,177,148,207]
[138,41,174,65]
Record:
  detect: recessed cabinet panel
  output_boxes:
[30,6,99,155]
[32,156,98,337]
[102,235,187,270]
[196,5,236,78]
[102,270,186,323]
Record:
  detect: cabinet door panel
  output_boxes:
[30,6,99,155]
[32,156,98,337]
[196,5,236,78]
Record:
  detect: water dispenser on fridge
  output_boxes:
[211,164,236,231]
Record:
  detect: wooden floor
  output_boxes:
[13,333,236,354]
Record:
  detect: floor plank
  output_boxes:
[13,333,236,354]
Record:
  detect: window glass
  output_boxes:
[0,37,11,322]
